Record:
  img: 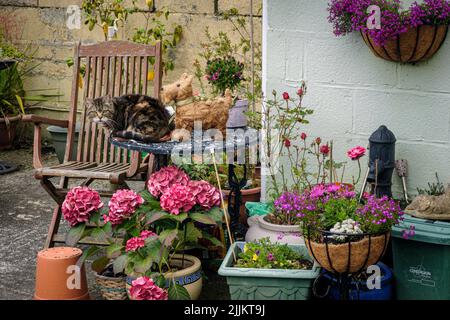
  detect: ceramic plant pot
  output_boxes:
[305,232,390,274]
[34,247,89,300]
[219,242,320,300]
[226,99,248,129]
[361,25,448,63]
[245,215,304,245]
[126,254,202,300]
[0,115,20,150]
[47,123,80,163]
[223,187,261,226]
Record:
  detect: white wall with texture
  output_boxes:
[263,0,450,198]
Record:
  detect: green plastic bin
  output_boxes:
[391,214,450,300]
[218,241,320,300]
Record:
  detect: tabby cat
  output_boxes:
[85,94,172,142]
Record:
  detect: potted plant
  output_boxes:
[218,238,320,300]
[328,0,450,63]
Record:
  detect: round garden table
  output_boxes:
[110,128,260,239]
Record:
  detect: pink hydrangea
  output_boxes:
[103,189,144,225]
[189,180,220,210]
[125,230,157,252]
[129,276,168,300]
[160,184,196,215]
[62,186,103,227]
[347,146,366,160]
[147,166,190,198]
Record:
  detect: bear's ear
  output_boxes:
[185,74,194,84]
[180,72,189,80]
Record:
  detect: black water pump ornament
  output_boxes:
[360,125,396,198]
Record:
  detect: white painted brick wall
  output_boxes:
[263,0,450,198]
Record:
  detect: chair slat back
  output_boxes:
[64,41,162,164]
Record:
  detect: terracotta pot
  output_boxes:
[245,214,304,245]
[223,187,261,226]
[126,254,202,300]
[361,25,448,63]
[0,115,20,150]
[34,247,90,300]
[305,232,390,274]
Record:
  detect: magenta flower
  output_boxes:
[147,166,189,198]
[188,180,220,210]
[282,92,290,100]
[267,253,274,261]
[103,189,144,225]
[62,186,103,227]
[125,230,157,252]
[160,184,196,215]
[129,276,168,300]
[347,146,366,160]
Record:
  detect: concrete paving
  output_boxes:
[0,147,229,300]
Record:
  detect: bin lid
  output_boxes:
[47,122,81,134]
[392,214,450,245]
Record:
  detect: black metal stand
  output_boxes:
[0,161,17,175]
[227,163,248,240]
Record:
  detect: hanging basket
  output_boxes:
[361,25,448,63]
[305,229,390,274]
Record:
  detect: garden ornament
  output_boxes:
[160,73,233,139]
[406,187,450,220]
[395,159,410,203]
[367,125,396,198]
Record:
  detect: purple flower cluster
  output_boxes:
[328,0,450,45]
[356,195,404,232]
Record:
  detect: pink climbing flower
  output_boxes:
[347,146,366,160]
[147,166,189,198]
[188,180,220,210]
[104,189,144,225]
[129,276,168,300]
[160,184,196,215]
[62,186,103,227]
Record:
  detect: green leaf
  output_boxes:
[168,283,190,300]
[91,227,108,242]
[201,232,224,247]
[89,210,101,225]
[168,212,188,223]
[184,222,202,243]
[145,210,169,225]
[65,223,86,247]
[134,256,154,274]
[203,207,223,223]
[92,256,110,274]
[159,229,178,247]
[113,254,128,275]
[139,190,161,209]
[190,212,216,225]
[76,246,101,268]
[106,243,123,259]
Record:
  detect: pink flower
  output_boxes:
[282,92,290,100]
[310,184,326,199]
[315,137,322,145]
[104,189,144,225]
[125,230,157,252]
[188,180,220,210]
[320,144,330,155]
[62,186,103,227]
[284,138,291,148]
[326,184,341,193]
[147,166,189,198]
[297,88,304,96]
[160,184,196,215]
[300,132,307,140]
[129,276,168,300]
[347,146,366,160]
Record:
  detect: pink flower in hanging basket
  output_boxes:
[129,276,168,300]
[62,186,103,227]
[125,230,157,252]
[347,146,366,160]
[104,189,144,225]
[189,180,220,210]
[160,184,196,215]
[147,165,190,198]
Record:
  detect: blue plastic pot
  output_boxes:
[320,262,394,300]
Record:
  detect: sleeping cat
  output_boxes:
[85,94,172,142]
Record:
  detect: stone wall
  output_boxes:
[0,0,261,132]
[263,0,450,197]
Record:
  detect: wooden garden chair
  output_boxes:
[23,40,163,248]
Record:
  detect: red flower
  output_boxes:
[284,138,291,147]
[301,132,307,140]
[315,137,322,145]
[320,144,330,155]
[297,88,304,96]
[282,92,290,100]
[347,146,366,160]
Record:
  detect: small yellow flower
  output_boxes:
[147,70,155,81]
[146,0,153,8]
[252,254,258,261]
[244,244,249,253]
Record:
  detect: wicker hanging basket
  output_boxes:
[95,272,128,300]
[361,25,448,63]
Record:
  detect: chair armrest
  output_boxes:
[22,114,69,128]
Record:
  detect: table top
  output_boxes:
[110,128,259,155]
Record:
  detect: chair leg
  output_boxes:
[44,205,62,249]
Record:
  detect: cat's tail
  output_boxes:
[114,130,164,143]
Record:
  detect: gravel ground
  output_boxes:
[0,146,229,300]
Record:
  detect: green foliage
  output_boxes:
[320,197,358,230]
[235,238,313,270]
[417,172,445,196]
[0,63,25,118]
[205,56,244,95]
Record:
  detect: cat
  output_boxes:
[85,94,172,142]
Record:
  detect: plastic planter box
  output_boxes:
[391,214,450,300]
[218,242,320,300]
